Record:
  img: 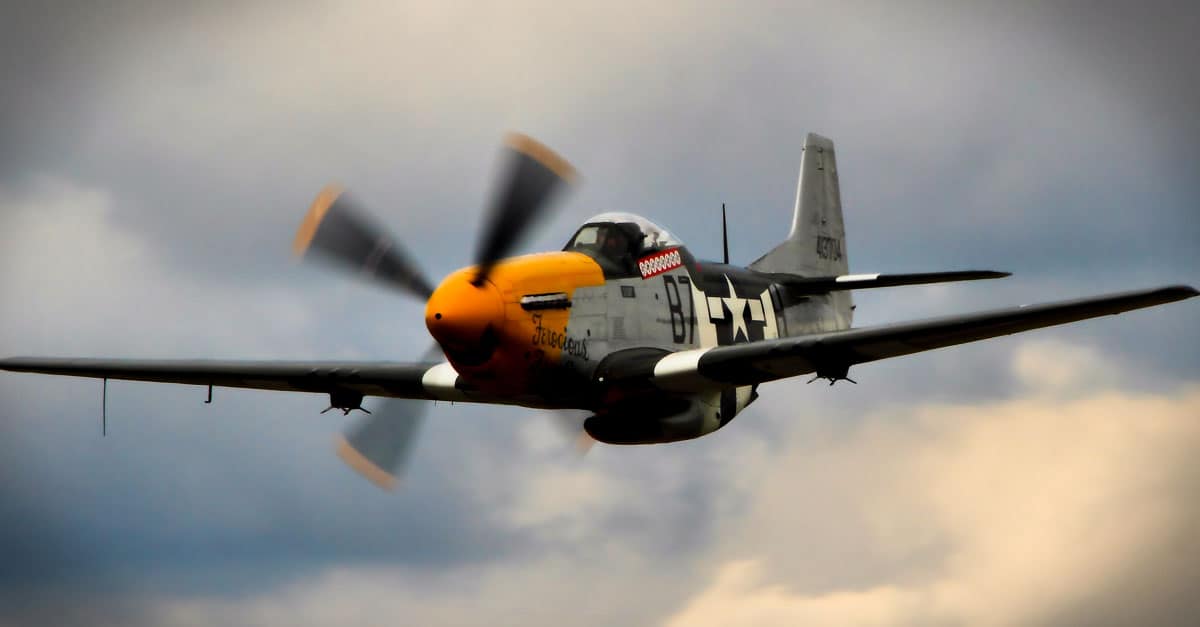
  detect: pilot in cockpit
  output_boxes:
[596,225,640,275]
[601,228,631,260]
[566,213,677,278]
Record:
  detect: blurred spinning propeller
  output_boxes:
[294,133,580,489]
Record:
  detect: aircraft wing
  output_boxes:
[0,357,469,401]
[606,285,1198,392]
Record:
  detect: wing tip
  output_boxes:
[1162,284,1199,300]
[336,436,397,491]
[293,184,345,258]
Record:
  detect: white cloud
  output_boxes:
[1011,338,1120,396]
[663,346,1200,626]
[500,461,622,540]
[149,550,696,627]
[664,560,925,627]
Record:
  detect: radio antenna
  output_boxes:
[721,202,730,264]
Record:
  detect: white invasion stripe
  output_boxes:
[748,299,764,322]
[835,273,880,283]
[653,348,711,378]
[759,287,778,340]
[692,281,718,348]
[652,348,718,392]
[421,362,467,400]
[707,297,725,319]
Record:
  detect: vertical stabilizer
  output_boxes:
[750,133,852,328]
[751,133,847,276]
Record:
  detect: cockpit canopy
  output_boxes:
[564,213,683,277]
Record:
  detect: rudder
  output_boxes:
[750,133,852,327]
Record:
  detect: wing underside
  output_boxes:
[607,285,1197,392]
[0,358,469,402]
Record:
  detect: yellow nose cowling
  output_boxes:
[425,272,505,363]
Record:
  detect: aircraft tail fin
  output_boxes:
[750,133,852,323]
[750,132,848,276]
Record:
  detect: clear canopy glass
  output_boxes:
[563,213,684,277]
[565,212,682,254]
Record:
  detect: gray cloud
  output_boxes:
[4,2,1196,284]
[1,2,1197,625]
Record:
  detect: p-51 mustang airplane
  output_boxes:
[3,133,1195,490]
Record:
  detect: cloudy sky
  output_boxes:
[1,1,1197,625]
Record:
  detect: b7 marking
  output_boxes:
[663,274,695,344]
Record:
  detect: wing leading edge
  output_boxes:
[0,358,468,402]
[615,285,1197,392]
[4,286,1196,400]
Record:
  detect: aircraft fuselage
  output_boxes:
[424,244,849,438]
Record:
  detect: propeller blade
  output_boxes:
[337,397,427,490]
[335,345,443,490]
[473,133,577,285]
[295,184,434,299]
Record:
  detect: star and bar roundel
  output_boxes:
[691,275,780,346]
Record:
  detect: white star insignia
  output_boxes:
[722,275,750,342]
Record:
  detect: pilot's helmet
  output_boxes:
[613,223,645,251]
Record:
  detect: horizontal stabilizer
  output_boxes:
[769,270,1010,296]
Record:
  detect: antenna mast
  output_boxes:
[721,202,730,264]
